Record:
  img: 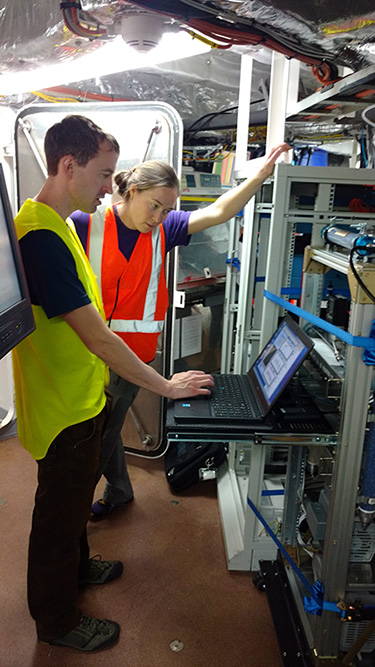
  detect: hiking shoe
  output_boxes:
[78,555,124,586]
[39,613,120,652]
[89,497,133,522]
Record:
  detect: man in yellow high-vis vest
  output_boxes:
[12,114,214,653]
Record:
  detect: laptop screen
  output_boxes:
[248,315,314,414]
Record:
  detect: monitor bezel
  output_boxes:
[0,163,35,359]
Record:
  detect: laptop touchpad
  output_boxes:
[174,397,212,420]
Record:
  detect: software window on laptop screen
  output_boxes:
[252,319,309,407]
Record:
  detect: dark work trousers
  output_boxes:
[98,370,140,506]
[27,399,110,641]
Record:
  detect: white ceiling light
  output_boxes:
[0,31,211,96]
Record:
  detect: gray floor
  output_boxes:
[0,435,283,667]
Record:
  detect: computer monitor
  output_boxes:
[0,163,35,359]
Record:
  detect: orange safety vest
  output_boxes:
[87,205,169,363]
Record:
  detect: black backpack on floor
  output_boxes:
[165,441,227,492]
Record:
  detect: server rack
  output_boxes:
[217,163,375,663]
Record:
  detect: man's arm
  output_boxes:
[63,304,213,399]
[187,143,291,235]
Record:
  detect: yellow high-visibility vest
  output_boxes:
[12,199,108,460]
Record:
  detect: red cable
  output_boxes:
[349,198,375,213]
[45,86,130,102]
[61,4,106,38]
[188,18,323,68]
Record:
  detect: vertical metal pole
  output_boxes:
[286,60,301,118]
[233,197,258,373]
[220,215,240,373]
[266,52,290,151]
[260,51,295,344]
[217,53,255,568]
[251,212,271,361]
[221,53,254,372]
[235,54,253,171]
[260,165,292,345]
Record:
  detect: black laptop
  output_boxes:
[173,315,314,423]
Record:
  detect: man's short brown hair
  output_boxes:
[44,114,120,175]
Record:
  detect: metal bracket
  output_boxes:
[347,265,375,304]
[326,379,343,400]
[303,246,330,275]
[244,329,261,341]
[203,267,212,279]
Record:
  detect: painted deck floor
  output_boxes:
[0,435,283,667]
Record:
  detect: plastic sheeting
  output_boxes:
[50,49,272,125]
[0,44,315,132]
[1,1,375,75]
[0,0,374,124]
[0,0,375,71]
[225,0,375,68]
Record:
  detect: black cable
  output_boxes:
[185,99,266,140]
[184,106,239,137]
[299,148,307,165]
[107,273,123,328]
[368,126,375,169]
[349,246,375,304]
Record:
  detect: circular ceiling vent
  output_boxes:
[120,13,165,53]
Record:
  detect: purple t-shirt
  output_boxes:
[70,206,191,259]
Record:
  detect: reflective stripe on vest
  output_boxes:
[88,204,106,294]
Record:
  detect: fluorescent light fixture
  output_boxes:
[0,31,211,96]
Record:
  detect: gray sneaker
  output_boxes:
[40,614,120,651]
[78,556,124,586]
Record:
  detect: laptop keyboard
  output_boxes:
[211,375,257,419]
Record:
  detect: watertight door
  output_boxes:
[15,101,183,457]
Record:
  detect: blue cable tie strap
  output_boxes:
[225,254,241,271]
[303,582,346,618]
[264,290,375,359]
[364,320,375,365]
[247,495,316,598]
[247,495,345,617]
[261,489,285,496]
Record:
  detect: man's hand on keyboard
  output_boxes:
[168,370,214,399]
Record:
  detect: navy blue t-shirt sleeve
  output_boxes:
[163,210,192,254]
[18,230,91,318]
[69,210,90,252]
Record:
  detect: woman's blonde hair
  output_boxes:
[114,160,180,201]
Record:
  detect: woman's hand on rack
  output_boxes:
[260,142,292,178]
